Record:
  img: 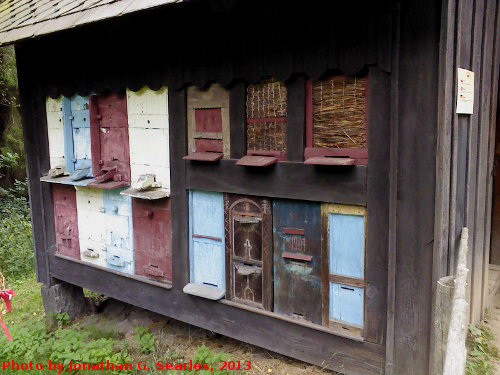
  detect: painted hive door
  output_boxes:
[90,92,131,188]
[63,95,91,175]
[133,198,172,282]
[104,189,134,274]
[127,87,170,192]
[189,190,225,289]
[273,200,322,324]
[326,204,366,327]
[52,184,80,259]
[225,194,272,310]
[187,84,230,158]
[46,96,65,168]
[75,187,106,266]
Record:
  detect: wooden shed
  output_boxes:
[1,0,499,374]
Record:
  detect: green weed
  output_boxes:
[466,324,499,375]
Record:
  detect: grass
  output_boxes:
[466,323,499,375]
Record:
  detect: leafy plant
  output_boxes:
[134,326,156,354]
[466,324,499,375]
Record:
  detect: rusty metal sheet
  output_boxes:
[273,199,322,324]
[52,184,80,259]
[225,194,272,310]
[133,198,172,282]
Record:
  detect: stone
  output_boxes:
[41,282,89,321]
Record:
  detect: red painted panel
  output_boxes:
[183,152,223,162]
[133,198,172,283]
[90,92,131,184]
[52,185,80,259]
[195,138,223,153]
[304,147,367,165]
[195,108,222,133]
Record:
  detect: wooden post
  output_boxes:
[443,227,469,375]
[433,275,454,375]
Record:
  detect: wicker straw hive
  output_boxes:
[312,76,367,149]
[246,79,288,153]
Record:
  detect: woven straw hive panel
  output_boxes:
[246,79,287,153]
[313,77,366,149]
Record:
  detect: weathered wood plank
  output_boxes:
[286,75,306,162]
[185,160,367,205]
[48,254,386,375]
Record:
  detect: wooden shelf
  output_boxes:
[236,155,277,167]
[183,152,223,162]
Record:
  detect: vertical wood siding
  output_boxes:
[46,96,65,168]
[62,95,92,175]
[103,188,134,274]
[273,199,322,324]
[75,186,107,267]
[126,87,170,190]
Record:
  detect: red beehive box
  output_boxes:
[89,92,131,189]
[52,184,80,259]
[133,198,172,283]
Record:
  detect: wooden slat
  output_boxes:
[183,152,223,162]
[392,1,440,374]
[168,88,189,290]
[329,273,366,288]
[236,155,277,167]
[185,160,367,206]
[287,75,306,162]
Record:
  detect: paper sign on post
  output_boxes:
[456,68,474,114]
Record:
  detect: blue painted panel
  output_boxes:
[62,95,92,175]
[189,190,225,289]
[329,282,364,326]
[329,213,365,278]
[103,189,134,275]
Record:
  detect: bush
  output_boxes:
[0,176,34,281]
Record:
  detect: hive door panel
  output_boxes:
[133,198,172,282]
[273,200,322,324]
[46,97,65,168]
[329,283,364,326]
[330,213,365,278]
[189,190,225,289]
[90,93,131,186]
[324,204,366,328]
[103,189,133,274]
[126,88,170,192]
[76,187,106,265]
[187,84,230,158]
[52,185,80,259]
[63,95,92,174]
[225,194,272,310]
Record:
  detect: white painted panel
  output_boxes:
[128,114,168,129]
[73,127,91,160]
[47,97,66,168]
[126,87,168,117]
[79,239,107,267]
[46,96,63,113]
[129,127,169,166]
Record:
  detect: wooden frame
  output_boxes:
[186,84,230,160]
[305,75,369,165]
[224,194,273,311]
[322,203,367,338]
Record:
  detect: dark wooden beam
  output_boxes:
[185,160,367,205]
[229,80,247,159]
[168,88,189,290]
[49,254,385,375]
[286,75,306,162]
